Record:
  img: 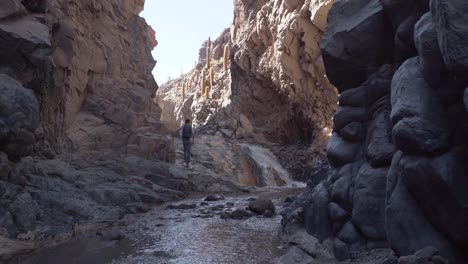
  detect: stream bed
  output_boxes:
[10,188,303,264]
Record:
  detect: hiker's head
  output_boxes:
[185,119,191,124]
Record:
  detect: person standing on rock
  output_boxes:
[179,119,194,168]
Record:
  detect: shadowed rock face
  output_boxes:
[295,0,468,262]
[0,0,187,250]
[0,75,39,160]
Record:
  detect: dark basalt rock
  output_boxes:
[340,122,366,142]
[394,13,420,62]
[290,0,468,261]
[203,194,225,202]
[333,238,350,261]
[0,74,39,159]
[321,0,390,91]
[431,0,468,73]
[330,162,362,211]
[21,0,48,13]
[364,64,394,106]
[329,202,349,222]
[352,163,388,240]
[339,86,368,107]
[231,209,251,220]
[379,0,422,31]
[0,0,27,20]
[166,203,197,210]
[392,117,450,155]
[327,133,361,167]
[414,12,446,88]
[303,183,332,242]
[400,151,468,250]
[248,198,275,215]
[9,192,40,231]
[366,105,396,167]
[385,152,463,260]
[333,106,368,131]
[390,57,446,126]
[337,221,362,244]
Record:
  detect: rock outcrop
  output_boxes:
[1,0,171,161]
[283,0,468,262]
[0,0,214,256]
[157,0,338,179]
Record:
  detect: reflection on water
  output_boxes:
[136,215,283,264]
[10,235,154,264]
[9,192,297,264]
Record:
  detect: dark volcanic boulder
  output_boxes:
[340,122,366,141]
[303,183,332,242]
[321,0,390,91]
[9,192,40,231]
[329,202,349,222]
[203,194,225,202]
[414,12,446,88]
[333,106,368,131]
[248,198,275,214]
[431,0,468,73]
[331,162,362,211]
[366,106,396,167]
[327,133,361,167]
[394,13,420,62]
[0,16,51,70]
[0,0,26,20]
[390,57,446,126]
[337,221,362,244]
[380,0,421,30]
[21,0,47,13]
[339,86,368,107]
[364,64,394,105]
[333,238,350,261]
[320,0,468,261]
[340,122,366,142]
[392,117,450,155]
[400,151,468,250]
[352,163,388,240]
[0,74,39,159]
[386,152,464,261]
[231,209,251,220]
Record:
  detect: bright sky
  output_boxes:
[140,1,234,85]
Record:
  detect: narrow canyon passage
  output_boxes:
[1,0,467,264]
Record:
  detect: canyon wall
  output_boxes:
[285,0,468,263]
[157,0,338,175]
[1,0,172,162]
[0,0,187,245]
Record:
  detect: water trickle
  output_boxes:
[11,189,302,264]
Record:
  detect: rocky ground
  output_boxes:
[7,185,449,264]
[8,188,302,264]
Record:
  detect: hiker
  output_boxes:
[179,119,194,168]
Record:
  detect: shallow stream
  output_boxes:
[10,188,303,264]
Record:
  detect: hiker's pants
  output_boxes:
[183,138,191,164]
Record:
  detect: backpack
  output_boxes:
[182,124,193,139]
